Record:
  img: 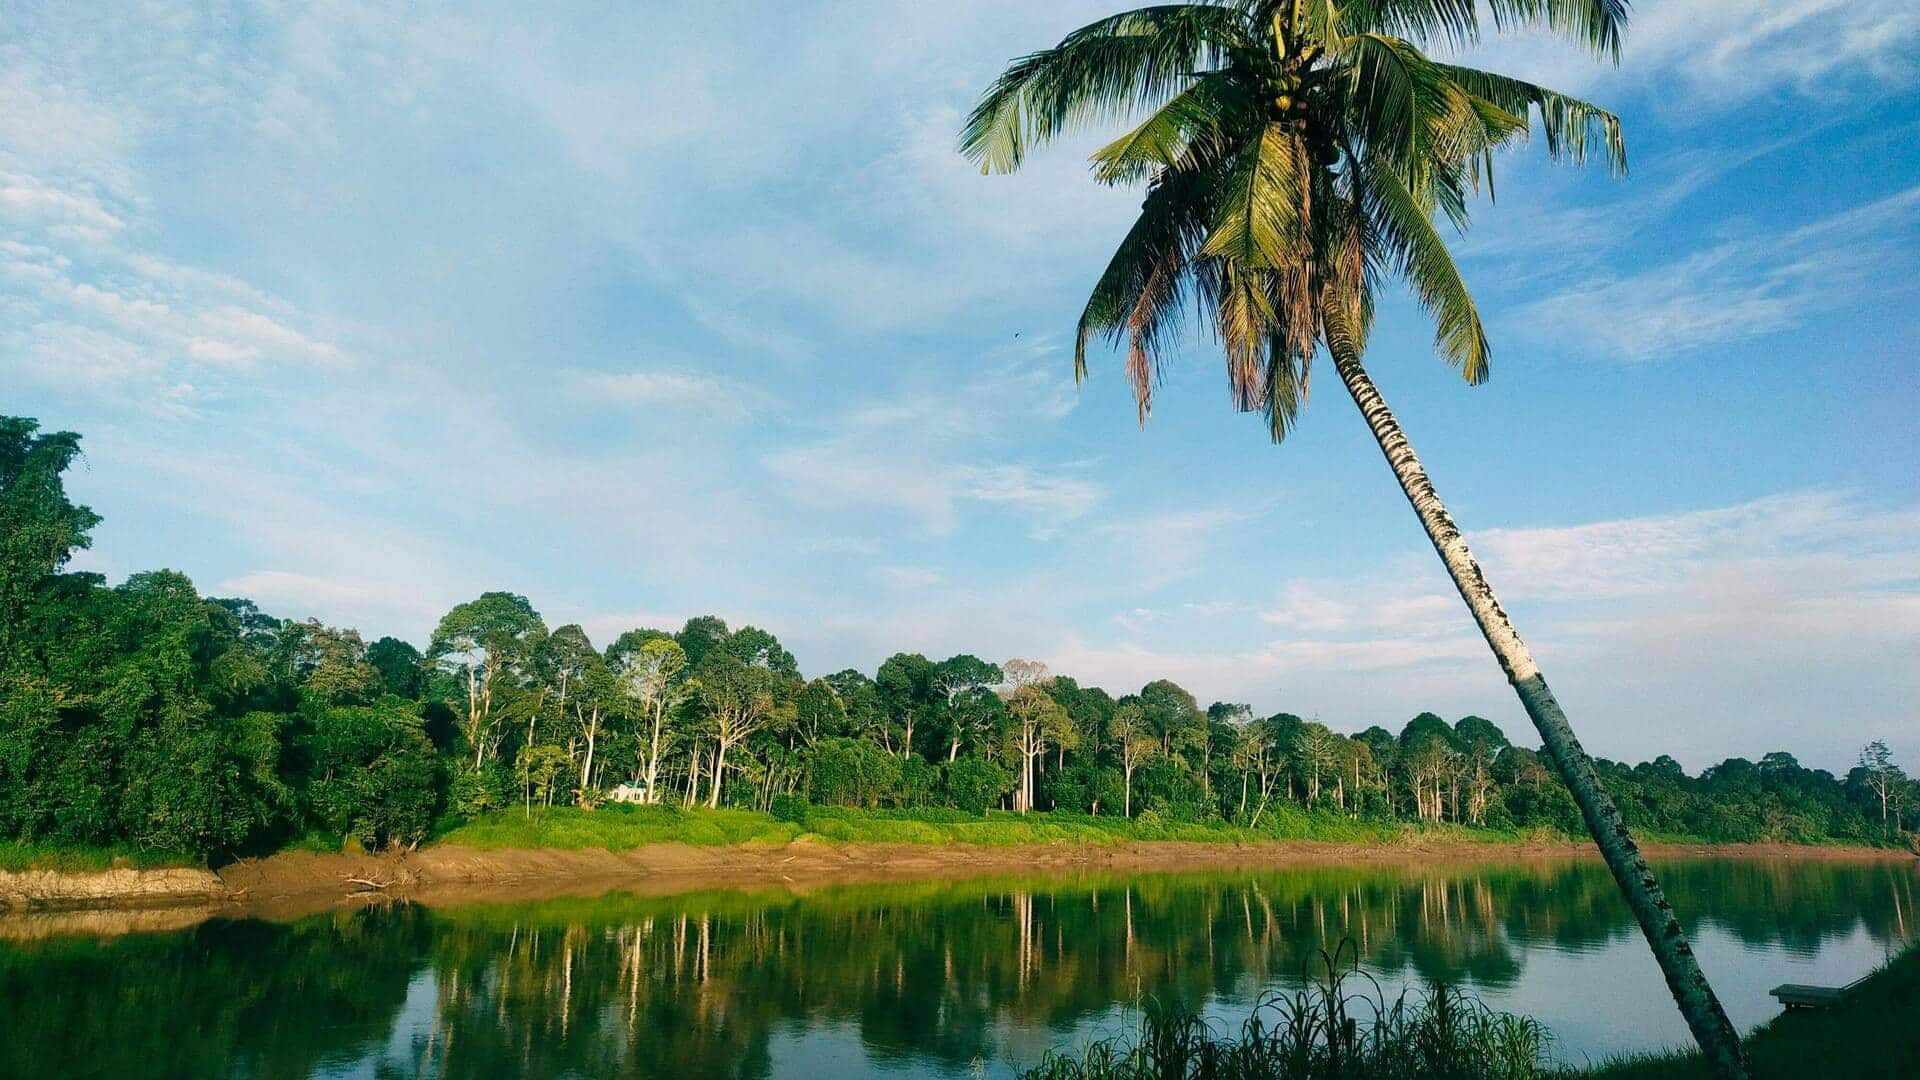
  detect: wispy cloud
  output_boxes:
[3,184,363,415]
[564,368,773,420]
[1448,0,1919,104]
[1510,185,1920,359]
[1099,508,1247,590]
[0,171,125,240]
[766,354,1098,535]
[1050,490,1920,764]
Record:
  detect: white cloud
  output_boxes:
[962,464,1102,531]
[876,566,945,590]
[1046,490,1920,766]
[0,171,125,241]
[1099,508,1245,590]
[1446,0,1919,104]
[1473,491,1920,602]
[564,368,772,420]
[1259,581,1465,638]
[766,355,1099,535]
[215,570,447,634]
[2,187,364,407]
[1512,185,1920,360]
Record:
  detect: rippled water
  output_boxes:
[2,857,1912,1078]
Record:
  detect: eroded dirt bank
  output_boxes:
[0,865,225,912]
[4,838,1910,935]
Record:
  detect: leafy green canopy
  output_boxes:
[961,0,1625,438]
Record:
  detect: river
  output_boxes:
[1,855,1912,1077]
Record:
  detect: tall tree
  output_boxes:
[0,419,102,660]
[614,636,692,802]
[722,625,800,679]
[934,654,1004,761]
[962,5,1747,1068]
[676,615,730,668]
[1110,703,1157,817]
[428,593,548,769]
[691,651,785,808]
[1294,722,1340,805]
[1001,660,1070,813]
[281,620,383,705]
[876,652,936,759]
[1857,741,1905,835]
[546,625,613,795]
[1137,679,1203,760]
[365,636,425,699]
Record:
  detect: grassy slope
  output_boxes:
[6,804,1898,872]
[1580,943,1920,1079]
[432,803,1543,851]
[0,842,197,873]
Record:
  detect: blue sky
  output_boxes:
[5,1,1917,771]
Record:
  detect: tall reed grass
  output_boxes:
[1024,942,1551,1080]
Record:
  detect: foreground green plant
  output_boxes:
[1025,944,1549,1079]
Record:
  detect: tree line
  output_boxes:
[3,416,1913,860]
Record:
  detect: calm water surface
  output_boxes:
[2,857,1913,1078]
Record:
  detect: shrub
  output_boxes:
[807,737,903,808]
[942,755,1014,814]
[449,762,513,819]
[307,701,445,850]
[1046,762,1124,816]
[897,756,939,808]
[770,793,809,824]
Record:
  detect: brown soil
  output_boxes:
[4,838,1908,936]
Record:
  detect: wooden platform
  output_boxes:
[1770,975,1872,1009]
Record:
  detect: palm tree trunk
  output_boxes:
[1331,348,1751,1079]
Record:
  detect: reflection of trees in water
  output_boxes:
[0,861,1912,1077]
[403,861,1920,1076]
[0,906,433,1079]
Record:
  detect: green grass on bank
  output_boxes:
[433,802,1553,853]
[8,804,1901,873]
[1578,942,1920,1079]
[0,842,196,874]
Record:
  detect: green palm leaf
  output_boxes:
[1361,158,1491,382]
[1090,70,1254,184]
[1202,124,1310,269]
[1438,63,1627,174]
[960,4,1250,174]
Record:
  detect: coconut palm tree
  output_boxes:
[961,3,1749,1076]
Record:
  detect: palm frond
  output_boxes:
[1089,70,1255,185]
[960,4,1251,174]
[1340,0,1482,50]
[1202,123,1311,269]
[1216,262,1278,410]
[1361,159,1491,382]
[1439,64,1627,174]
[1343,0,1625,60]
[1483,0,1628,60]
[1261,330,1313,441]
[1331,34,1455,173]
[1075,163,1221,420]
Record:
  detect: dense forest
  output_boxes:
[4,416,1914,861]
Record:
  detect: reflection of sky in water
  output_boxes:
[1019,923,1905,1074]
